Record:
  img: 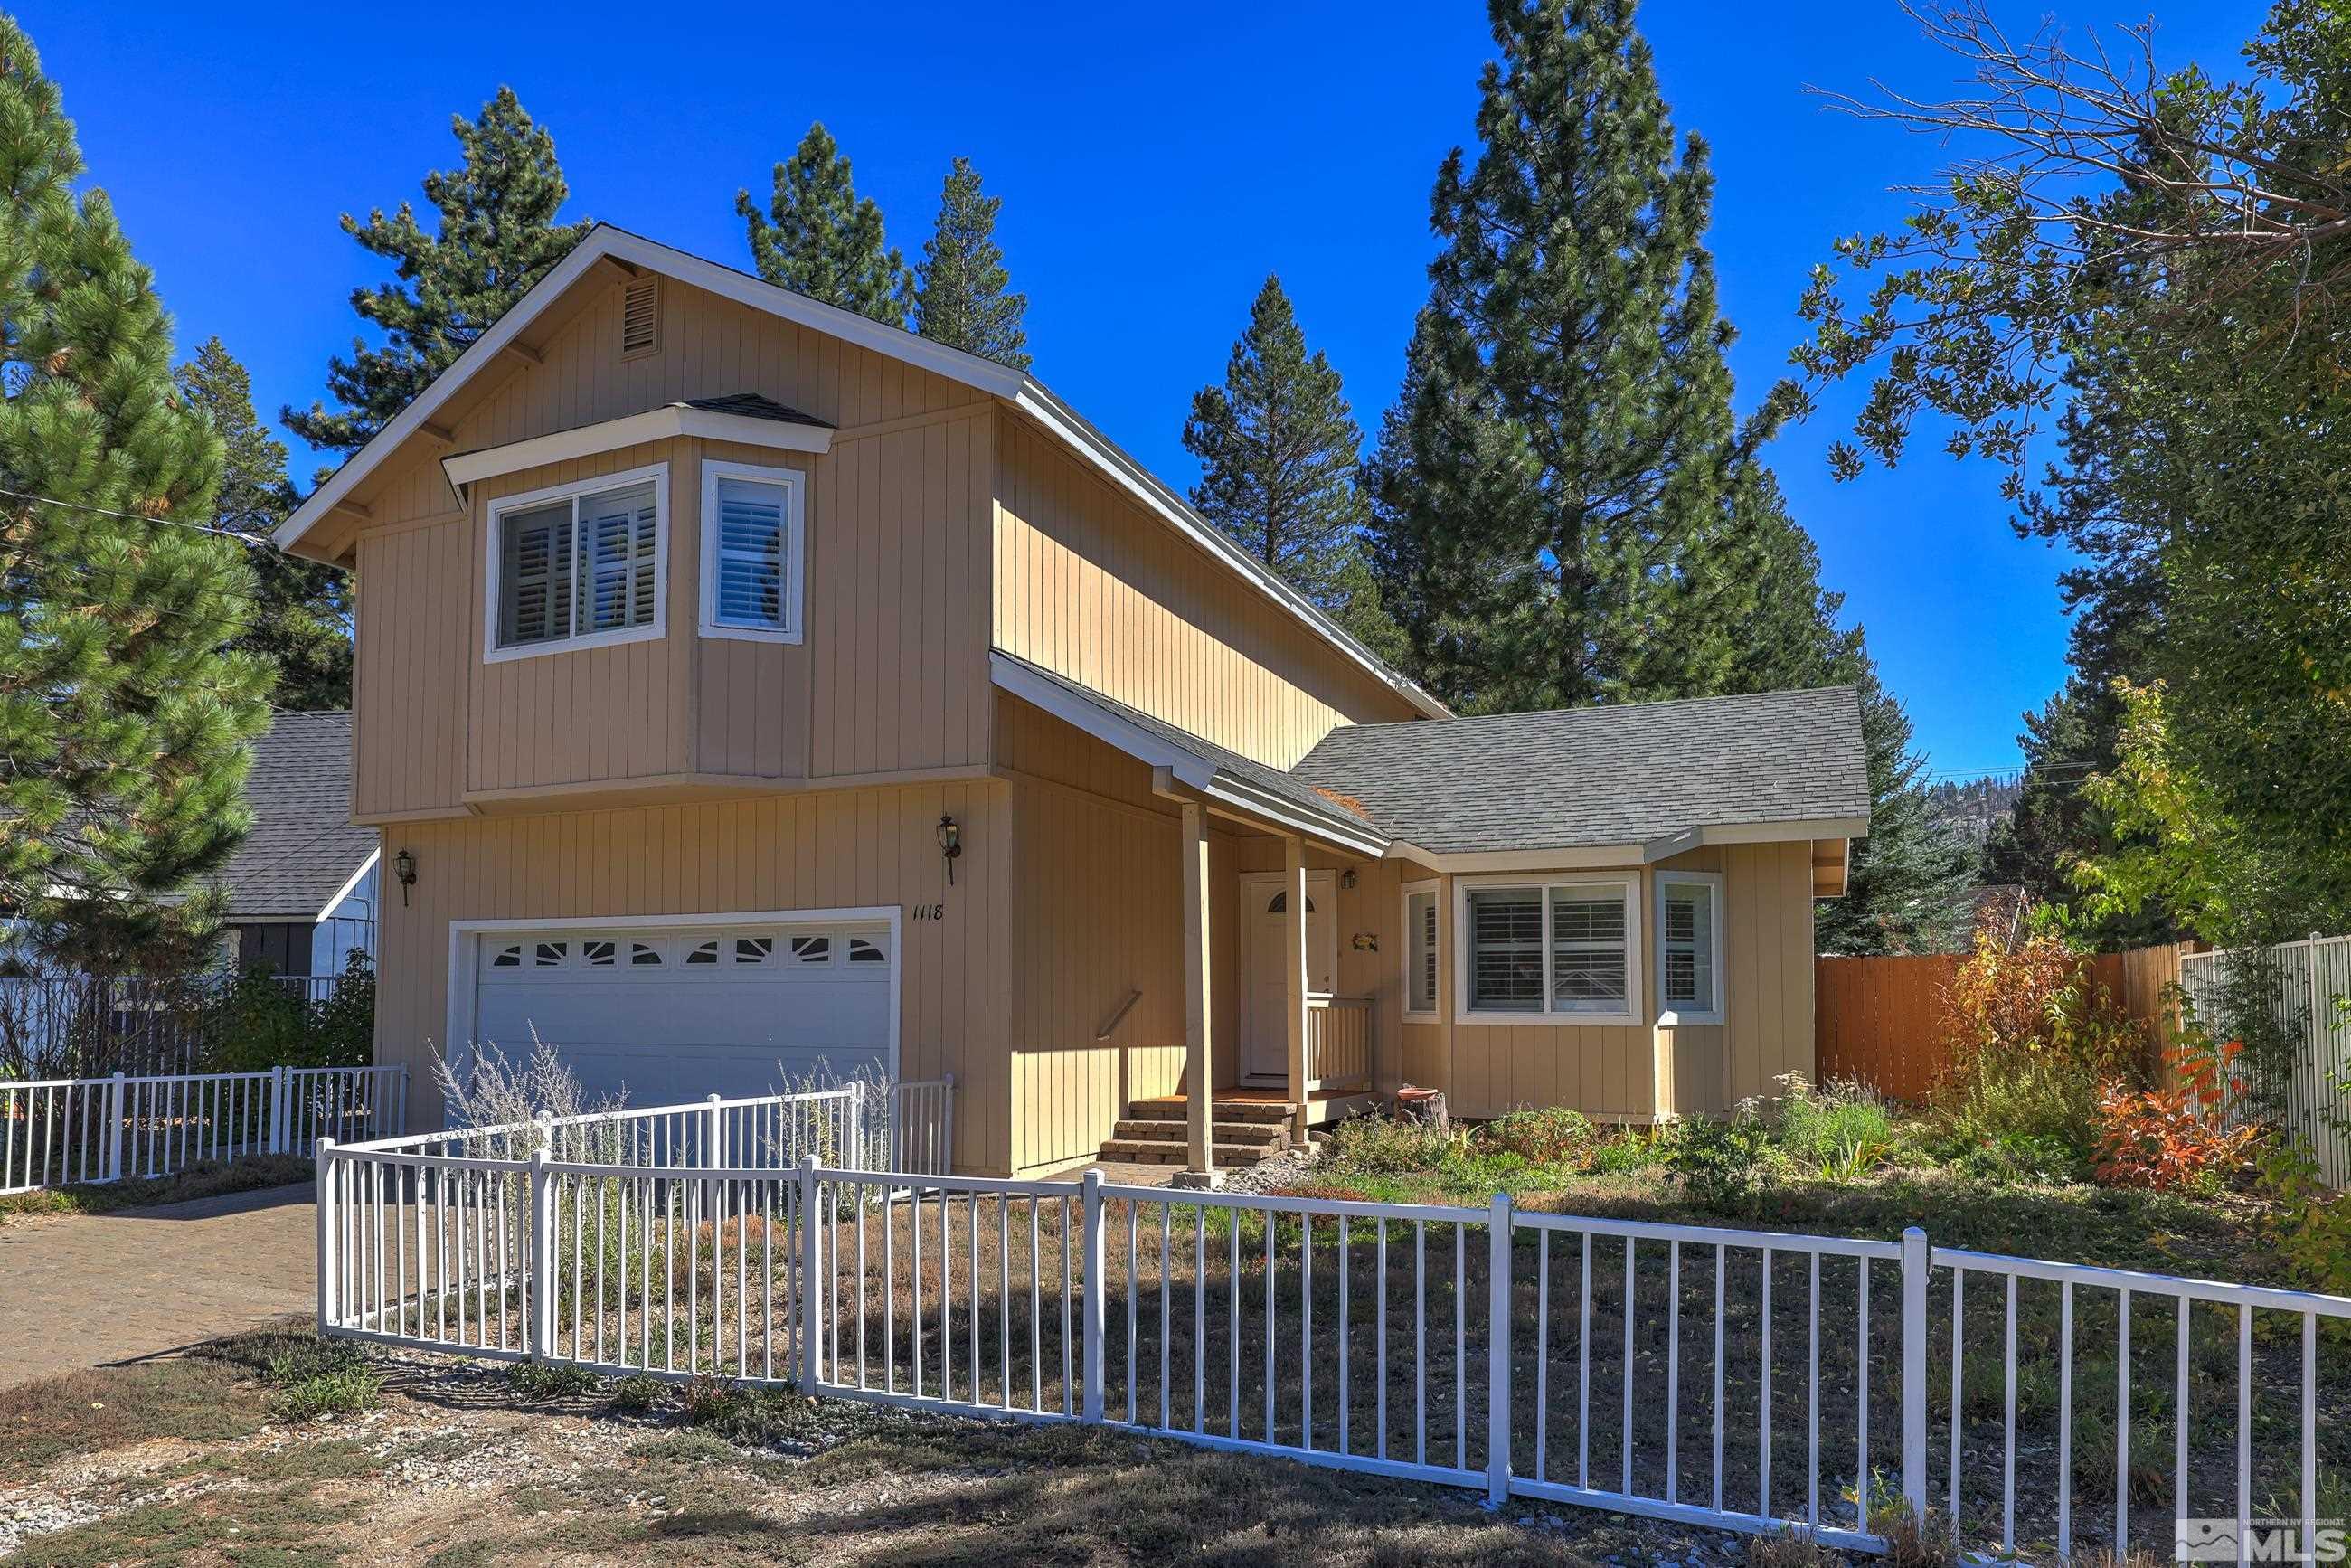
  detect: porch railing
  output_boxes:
[1305,996,1372,1092]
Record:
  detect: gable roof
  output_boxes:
[210,712,378,921]
[1292,686,1872,858]
[990,653,1388,855]
[278,223,1447,722]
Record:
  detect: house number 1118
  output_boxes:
[912,904,946,921]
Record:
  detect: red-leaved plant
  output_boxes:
[2092,1036,2258,1191]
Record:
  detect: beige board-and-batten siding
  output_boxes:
[1393,842,1818,1122]
[373,782,1011,1175]
[992,411,1422,773]
[347,269,996,822]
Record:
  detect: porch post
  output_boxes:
[1283,835,1308,1147]
[1175,799,1220,1188]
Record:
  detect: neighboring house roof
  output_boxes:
[1292,687,1873,858]
[276,223,1448,723]
[211,712,378,921]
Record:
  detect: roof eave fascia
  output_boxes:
[440,404,833,490]
[1203,771,1389,858]
[1007,381,1451,723]
[1639,817,1874,861]
[1383,842,1648,874]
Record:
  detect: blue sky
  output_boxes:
[33,2,2260,779]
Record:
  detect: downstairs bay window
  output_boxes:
[1457,875,1642,1025]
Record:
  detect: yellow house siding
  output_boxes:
[353,518,469,819]
[372,782,1012,1174]
[992,413,1421,771]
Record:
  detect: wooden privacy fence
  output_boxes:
[1814,943,2199,1104]
[319,1125,2351,1560]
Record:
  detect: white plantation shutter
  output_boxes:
[711,475,789,631]
[1548,887,1629,1012]
[499,503,572,646]
[1406,889,1438,1014]
[1661,879,1717,1013]
[1467,889,1544,1012]
[575,481,659,633]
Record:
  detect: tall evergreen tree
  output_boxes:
[1371,0,1799,713]
[285,87,589,455]
[179,338,352,710]
[0,16,271,971]
[909,157,1027,368]
[737,123,910,324]
[1183,276,1398,651]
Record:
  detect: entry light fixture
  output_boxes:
[936,816,962,885]
[393,847,418,907]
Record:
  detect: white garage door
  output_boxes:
[467,919,893,1109]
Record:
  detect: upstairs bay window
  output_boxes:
[1457,875,1641,1025]
[699,461,805,642]
[487,466,667,660]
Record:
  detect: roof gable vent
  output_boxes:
[620,276,660,357]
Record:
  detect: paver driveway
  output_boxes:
[0,1184,314,1388]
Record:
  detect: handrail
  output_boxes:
[1094,988,1143,1041]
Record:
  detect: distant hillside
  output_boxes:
[1926,774,2024,849]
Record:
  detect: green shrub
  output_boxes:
[1937,1053,2101,1156]
[1953,1131,2086,1185]
[1776,1074,1903,1178]
[1669,1113,1779,1211]
[1324,1112,1455,1175]
[1472,1107,1595,1167]
[609,1374,666,1414]
[1588,1127,1673,1174]
[505,1361,602,1402]
[264,1341,382,1422]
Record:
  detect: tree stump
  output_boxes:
[1394,1084,1448,1135]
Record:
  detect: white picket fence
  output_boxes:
[2181,934,2351,1186]
[2,1064,406,1196]
[316,1113,2351,1558]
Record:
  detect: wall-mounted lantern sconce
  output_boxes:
[393,848,418,907]
[935,816,962,886]
[1341,868,1358,890]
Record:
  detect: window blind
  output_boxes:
[712,476,788,630]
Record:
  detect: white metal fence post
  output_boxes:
[941,1073,956,1176]
[104,1072,125,1182]
[316,1138,337,1335]
[706,1093,723,1169]
[1487,1191,1514,1507]
[848,1081,866,1171]
[1902,1224,1930,1525]
[798,1153,822,1393]
[529,1147,554,1361]
[272,1065,291,1155]
[1081,1168,1106,1423]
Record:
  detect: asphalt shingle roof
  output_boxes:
[1292,687,1870,855]
[211,712,377,920]
[679,392,834,429]
[997,655,1375,835]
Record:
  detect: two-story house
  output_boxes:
[276,225,1869,1181]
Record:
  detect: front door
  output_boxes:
[1240,872,1337,1081]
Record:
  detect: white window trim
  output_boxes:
[697,458,807,644]
[1401,878,1440,1022]
[1452,871,1643,1027]
[444,905,903,1090]
[482,462,670,665]
[1656,870,1726,1027]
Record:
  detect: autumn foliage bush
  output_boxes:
[2091,1036,2259,1192]
[1933,925,2151,1156]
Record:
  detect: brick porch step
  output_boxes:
[1124,1096,1298,1125]
[1097,1138,1290,1167]
[1111,1118,1287,1146]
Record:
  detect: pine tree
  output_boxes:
[285,87,590,455]
[0,16,271,970]
[909,157,1027,367]
[179,338,352,710]
[1372,0,1801,712]
[737,123,910,323]
[1184,276,1395,652]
